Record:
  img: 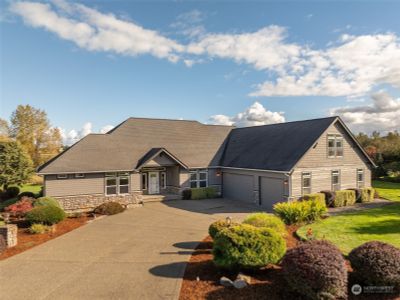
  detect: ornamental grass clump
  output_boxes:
[212,223,286,270]
[273,199,327,225]
[28,223,51,234]
[281,240,348,300]
[242,212,286,236]
[349,241,400,290]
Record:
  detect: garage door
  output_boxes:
[260,177,284,210]
[223,172,254,203]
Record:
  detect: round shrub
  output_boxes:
[208,219,239,239]
[94,202,125,215]
[26,205,66,225]
[320,190,335,207]
[5,186,20,199]
[33,196,61,208]
[281,240,348,300]
[242,212,286,236]
[349,241,400,289]
[212,223,286,270]
[17,191,36,200]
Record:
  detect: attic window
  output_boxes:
[75,173,85,178]
[57,174,68,179]
[327,134,343,158]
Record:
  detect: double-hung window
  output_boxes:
[301,172,312,195]
[357,169,364,188]
[105,172,130,195]
[331,170,341,191]
[190,169,208,188]
[328,134,344,158]
[161,172,167,189]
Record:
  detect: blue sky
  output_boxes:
[1,0,399,144]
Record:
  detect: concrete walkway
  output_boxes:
[328,198,394,216]
[0,199,261,300]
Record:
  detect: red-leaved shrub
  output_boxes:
[5,197,33,217]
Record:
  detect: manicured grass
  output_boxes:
[373,180,400,202]
[0,184,42,211]
[297,203,400,255]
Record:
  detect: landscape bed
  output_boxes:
[0,214,92,260]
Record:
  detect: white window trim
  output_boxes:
[189,169,208,188]
[301,172,312,195]
[75,173,85,178]
[57,174,68,179]
[331,170,341,191]
[327,134,344,158]
[357,169,364,188]
[105,172,130,196]
[161,172,167,189]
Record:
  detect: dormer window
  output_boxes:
[327,134,343,158]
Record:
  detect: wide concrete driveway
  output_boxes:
[0,198,262,300]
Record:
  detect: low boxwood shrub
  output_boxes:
[94,202,125,215]
[320,190,335,207]
[273,199,327,225]
[26,205,66,225]
[33,196,61,208]
[28,223,50,234]
[242,212,286,236]
[213,224,286,270]
[347,188,362,203]
[349,241,400,290]
[360,187,375,203]
[5,186,20,199]
[333,190,356,207]
[205,187,218,198]
[17,191,36,200]
[302,193,325,203]
[182,189,191,200]
[208,219,239,239]
[282,240,348,300]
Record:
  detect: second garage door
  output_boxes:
[223,172,254,204]
[260,176,284,210]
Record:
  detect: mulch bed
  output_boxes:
[0,215,93,260]
[179,225,399,300]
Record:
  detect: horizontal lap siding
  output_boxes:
[45,173,104,197]
[291,122,372,198]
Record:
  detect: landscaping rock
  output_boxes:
[233,278,248,289]
[236,273,251,284]
[219,276,233,287]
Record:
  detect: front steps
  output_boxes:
[141,194,181,203]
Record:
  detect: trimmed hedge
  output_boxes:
[347,188,362,203]
[94,202,125,215]
[361,187,375,203]
[26,205,66,225]
[282,240,348,300]
[33,196,61,208]
[213,224,286,270]
[349,241,400,289]
[320,190,335,207]
[208,219,239,239]
[190,187,218,200]
[273,199,327,225]
[333,190,356,207]
[242,212,286,236]
[302,193,325,203]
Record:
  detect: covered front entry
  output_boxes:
[148,171,160,194]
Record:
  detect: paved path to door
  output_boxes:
[0,199,262,300]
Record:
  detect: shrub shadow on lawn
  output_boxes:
[352,219,400,235]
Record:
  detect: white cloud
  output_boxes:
[209,102,285,127]
[10,1,184,62]
[100,124,114,133]
[330,90,400,133]
[170,10,206,38]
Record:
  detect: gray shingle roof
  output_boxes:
[38,118,233,173]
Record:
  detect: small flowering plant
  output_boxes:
[5,197,33,217]
[306,227,315,240]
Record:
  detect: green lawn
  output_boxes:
[373,180,400,202]
[0,184,42,210]
[297,203,400,255]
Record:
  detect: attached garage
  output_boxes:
[260,176,285,210]
[223,172,254,204]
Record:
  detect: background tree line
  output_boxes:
[0,105,62,189]
[356,131,400,180]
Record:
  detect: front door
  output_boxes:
[148,172,160,194]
